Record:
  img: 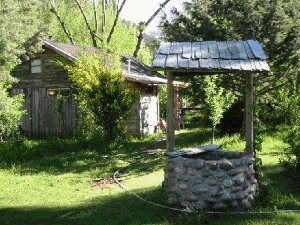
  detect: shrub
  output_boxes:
[66,53,138,146]
[283,93,300,172]
[202,76,236,144]
[0,85,25,142]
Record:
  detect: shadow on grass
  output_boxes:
[0,137,168,178]
[0,128,211,176]
[263,164,300,197]
[175,128,211,149]
[1,186,299,225]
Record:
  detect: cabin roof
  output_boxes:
[121,54,168,85]
[152,40,270,75]
[43,41,167,85]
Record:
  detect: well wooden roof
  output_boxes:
[152,40,270,74]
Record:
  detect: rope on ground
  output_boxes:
[113,169,192,213]
[112,160,300,215]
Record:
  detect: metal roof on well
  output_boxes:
[152,40,270,74]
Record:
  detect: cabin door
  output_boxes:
[140,95,159,135]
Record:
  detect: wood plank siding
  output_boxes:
[12,87,76,138]
[126,82,160,136]
[12,51,76,138]
[12,44,163,138]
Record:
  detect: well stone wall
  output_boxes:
[163,147,258,211]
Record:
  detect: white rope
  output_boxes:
[112,160,300,215]
[113,169,192,213]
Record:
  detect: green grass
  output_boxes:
[0,128,300,225]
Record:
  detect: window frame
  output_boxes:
[47,88,71,97]
[31,59,42,74]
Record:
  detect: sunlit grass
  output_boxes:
[0,129,299,225]
[217,133,245,151]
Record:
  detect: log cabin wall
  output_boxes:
[12,50,77,138]
[126,82,159,136]
[126,100,141,135]
[12,49,161,138]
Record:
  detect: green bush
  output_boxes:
[0,138,82,164]
[66,54,138,146]
[283,94,300,172]
[0,85,25,142]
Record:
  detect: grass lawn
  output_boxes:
[0,128,300,225]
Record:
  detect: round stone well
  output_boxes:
[163,145,258,211]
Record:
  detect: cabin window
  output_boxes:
[31,59,42,74]
[59,88,70,97]
[47,88,70,97]
[47,89,58,97]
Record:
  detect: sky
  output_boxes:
[120,0,185,35]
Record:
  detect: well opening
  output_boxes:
[163,145,258,211]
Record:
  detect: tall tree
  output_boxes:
[46,0,175,63]
[73,0,103,47]
[106,0,127,44]
[203,76,236,144]
[161,0,300,97]
[46,0,144,56]
[133,0,172,58]
[161,0,300,134]
[49,0,76,45]
[0,0,42,141]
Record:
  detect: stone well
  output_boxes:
[163,145,258,211]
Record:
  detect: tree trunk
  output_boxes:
[93,0,99,34]
[133,0,172,58]
[133,25,145,58]
[74,0,100,47]
[241,109,246,138]
[107,0,127,44]
[49,0,76,45]
[102,0,106,33]
[211,124,215,144]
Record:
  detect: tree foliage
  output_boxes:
[161,0,300,130]
[162,0,300,91]
[0,0,42,141]
[0,0,41,82]
[132,0,172,58]
[203,76,236,144]
[66,54,138,145]
[285,94,300,172]
[0,89,25,141]
[46,0,154,63]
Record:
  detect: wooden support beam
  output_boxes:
[245,73,254,155]
[166,71,175,152]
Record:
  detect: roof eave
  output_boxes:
[124,73,167,85]
[151,67,270,75]
[43,41,77,61]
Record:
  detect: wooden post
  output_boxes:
[166,71,175,152]
[245,73,254,155]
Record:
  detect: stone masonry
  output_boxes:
[163,146,258,211]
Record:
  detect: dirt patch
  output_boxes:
[91,177,115,188]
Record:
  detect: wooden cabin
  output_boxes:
[11,41,168,138]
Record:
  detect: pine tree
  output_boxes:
[0,0,41,141]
